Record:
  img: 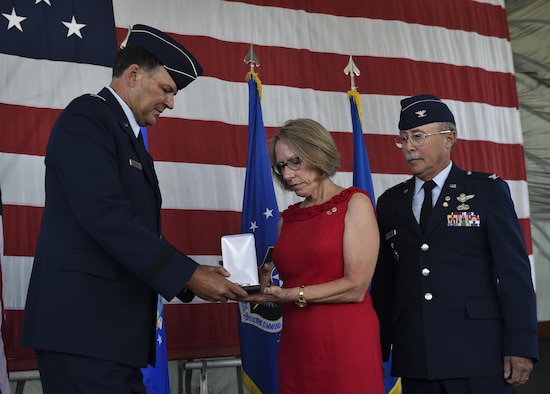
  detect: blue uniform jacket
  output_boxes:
[21,88,198,368]
[371,163,538,380]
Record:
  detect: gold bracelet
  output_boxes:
[295,285,307,308]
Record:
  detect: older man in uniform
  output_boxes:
[21,25,247,393]
[371,94,538,394]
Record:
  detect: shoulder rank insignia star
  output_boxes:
[488,173,499,179]
[415,109,427,118]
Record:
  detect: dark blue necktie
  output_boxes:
[420,180,436,232]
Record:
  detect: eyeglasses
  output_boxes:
[272,156,302,175]
[394,130,452,148]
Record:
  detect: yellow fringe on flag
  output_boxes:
[347,88,364,130]
[246,71,262,100]
[241,370,262,394]
[388,377,402,394]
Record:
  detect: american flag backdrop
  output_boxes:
[0,0,532,387]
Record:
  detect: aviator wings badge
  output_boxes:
[456,193,475,211]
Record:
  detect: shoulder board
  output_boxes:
[382,180,408,195]
[464,170,499,180]
[87,93,106,102]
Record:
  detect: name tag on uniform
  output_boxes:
[385,229,397,240]
[129,159,143,170]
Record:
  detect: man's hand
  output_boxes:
[504,355,533,386]
[237,264,275,304]
[185,265,248,302]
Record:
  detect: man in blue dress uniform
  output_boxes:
[371,94,538,394]
[21,24,247,393]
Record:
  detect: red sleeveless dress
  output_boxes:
[273,187,384,393]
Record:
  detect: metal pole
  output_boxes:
[182,357,243,394]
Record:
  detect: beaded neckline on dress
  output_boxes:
[281,187,360,222]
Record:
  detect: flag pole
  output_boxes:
[344,56,402,394]
[239,43,281,394]
[344,55,374,198]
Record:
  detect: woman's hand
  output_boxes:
[238,263,277,303]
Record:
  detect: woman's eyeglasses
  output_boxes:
[272,156,302,175]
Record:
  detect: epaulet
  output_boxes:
[87,93,106,102]
[381,180,408,195]
[464,170,499,180]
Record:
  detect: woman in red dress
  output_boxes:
[243,118,384,393]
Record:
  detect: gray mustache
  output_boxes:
[406,153,423,161]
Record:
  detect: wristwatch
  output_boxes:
[295,285,307,308]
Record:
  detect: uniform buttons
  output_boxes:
[424,293,433,301]
[421,243,429,251]
[421,268,430,276]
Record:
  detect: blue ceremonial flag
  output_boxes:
[349,90,375,200]
[348,90,401,394]
[140,127,170,394]
[239,72,282,394]
[140,126,150,151]
[142,295,170,394]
